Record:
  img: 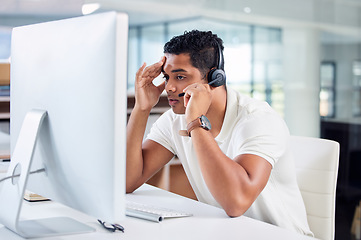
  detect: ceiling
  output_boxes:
[0,0,360,26]
[0,0,361,43]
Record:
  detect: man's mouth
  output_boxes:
[168,98,179,106]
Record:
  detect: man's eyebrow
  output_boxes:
[171,69,187,73]
[162,68,187,75]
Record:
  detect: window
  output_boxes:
[319,61,336,118]
[0,27,12,61]
[128,17,283,115]
[352,60,361,116]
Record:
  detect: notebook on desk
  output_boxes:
[23,191,50,202]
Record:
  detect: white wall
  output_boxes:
[283,27,321,137]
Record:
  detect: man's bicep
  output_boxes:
[141,139,175,180]
[234,154,272,193]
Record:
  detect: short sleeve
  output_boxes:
[146,111,176,155]
[235,106,289,167]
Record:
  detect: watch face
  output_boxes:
[200,115,211,130]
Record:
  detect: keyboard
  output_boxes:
[126,200,193,222]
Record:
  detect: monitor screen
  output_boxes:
[0,11,128,238]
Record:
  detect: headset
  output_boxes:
[207,40,226,87]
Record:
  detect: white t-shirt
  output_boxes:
[147,87,313,236]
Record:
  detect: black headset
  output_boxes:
[207,40,226,87]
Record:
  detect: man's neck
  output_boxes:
[206,87,227,138]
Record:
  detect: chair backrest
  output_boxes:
[289,135,339,240]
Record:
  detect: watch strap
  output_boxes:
[178,116,208,137]
[186,118,202,136]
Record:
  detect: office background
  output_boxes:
[0,0,360,239]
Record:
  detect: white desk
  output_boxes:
[0,184,316,240]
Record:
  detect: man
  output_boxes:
[126,30,313,236]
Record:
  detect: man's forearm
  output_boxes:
[191,128,269,217]
[126,105,151,192]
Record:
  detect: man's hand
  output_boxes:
[183,83,212,123]
[135,56,166,112]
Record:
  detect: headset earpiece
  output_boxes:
[207,40,226,87]
[208,68,226,87]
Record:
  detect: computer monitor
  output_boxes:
[0,11,128,238]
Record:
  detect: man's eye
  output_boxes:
[177,76,185,80]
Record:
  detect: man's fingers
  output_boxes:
[136,62,147,79]
[157,81,166,93]
[146,60,164,77]
[136,57,165,86]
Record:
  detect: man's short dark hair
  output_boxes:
[163,30,224,79]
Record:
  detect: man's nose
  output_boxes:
[165,79,176,93]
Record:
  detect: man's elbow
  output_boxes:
[223,198,251,218]
[126,188,135,194]
[224,206,245,218]
[126,182,140,194]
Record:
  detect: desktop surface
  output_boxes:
[0,183,315,240]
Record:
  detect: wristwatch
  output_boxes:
[179,115,212,137]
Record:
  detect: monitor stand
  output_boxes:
[0,109,95,238]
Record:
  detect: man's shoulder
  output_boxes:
[227,87,271,113]
[226,87,284,128]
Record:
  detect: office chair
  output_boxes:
[289,135,340,240]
